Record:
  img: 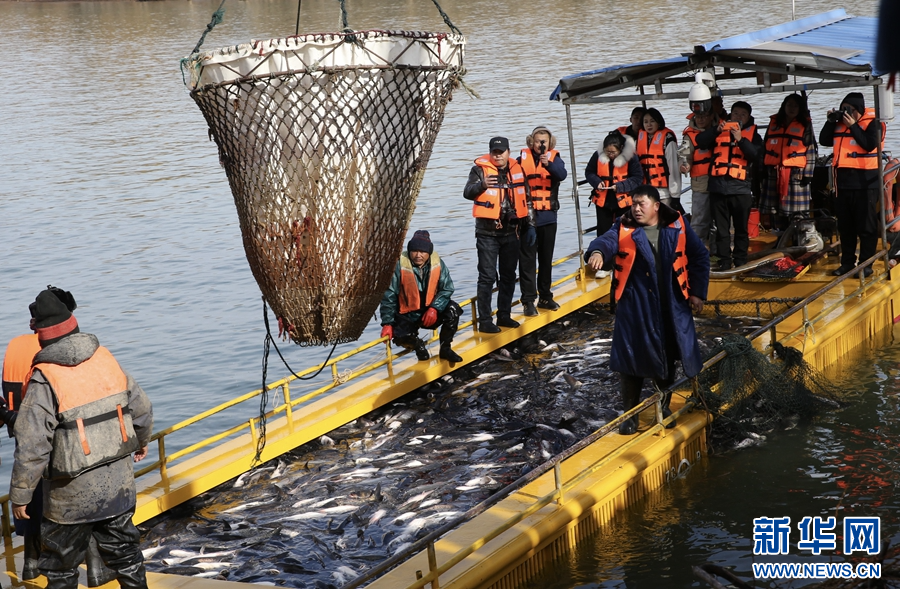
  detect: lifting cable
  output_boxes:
[254,298,338,463]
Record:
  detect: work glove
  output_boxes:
[523,225,537,248]
[0,399,16,431]
[799,177,812,187]
[380,325,393,340]
[421,307,438,328]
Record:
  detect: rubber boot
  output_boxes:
[86,535,116,587]
[439,343,462,363]
[619,376,642,435]
[22,532,40,581]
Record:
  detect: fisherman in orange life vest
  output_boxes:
[517,126,568,315]
[464,136,536,333]
[636,108,683,211]
[617,107,647,142]
[1,288,116,586]
[678,108,719,248]
[11,288,153,589]
[820,92,886,278]
[695,101,763,270]
[379,230,464,363]
[759,94,817,229]
[585,131,644,278]
[585,185,709,435]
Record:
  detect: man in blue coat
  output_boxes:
[585,185,710,434]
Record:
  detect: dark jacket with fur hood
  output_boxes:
[584,135,644,210]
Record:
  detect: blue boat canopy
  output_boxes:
[552,9,883,104]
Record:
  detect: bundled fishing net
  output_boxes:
[696,335,847,453]
[183,30,465,345]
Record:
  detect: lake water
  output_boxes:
[1,0,896,584]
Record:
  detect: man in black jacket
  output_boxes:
[696,101,763,270]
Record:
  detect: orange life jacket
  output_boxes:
[590,156,632,209]
[519,149,559,211]
[710,124,756,181]
[833,108,886,171]
[2,334,40,411]
[398,251,442,315]
[637,128,676,188]
[764,116,808,167]
[612,214,690,302]
[617,125,632,137]
[28,346,139,479]
[682,126,713,178]
[472,157,529,219]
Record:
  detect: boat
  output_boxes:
[0,8,897,589]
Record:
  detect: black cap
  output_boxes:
[30,287,80,345]
[842,92,865,114]
[489,137,510,153]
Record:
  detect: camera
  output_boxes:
[828,107,852,123]
[538,140,547,155]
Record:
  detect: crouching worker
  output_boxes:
[380,230,464,363]
[11,288,153,589]
[585,185,709,434]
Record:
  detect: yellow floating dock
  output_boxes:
[1,254,898,589]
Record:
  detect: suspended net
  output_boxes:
[183,31,465,345]
[696,335,848,453]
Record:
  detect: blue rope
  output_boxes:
[180,0,227,87]
[428,0,462,35]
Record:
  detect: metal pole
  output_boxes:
[565,104,585,259]
[639,84,647,110]
[874,82,888,273]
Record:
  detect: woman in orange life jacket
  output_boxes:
[759,94,817,230]
[637,108,683,212]
[584,185,709,435]
[517,126,568,315]
[678,108,720,248]
[616,107,646,142]
[585,131,643,278]
[695,101,764,270]
[820,92,885,277]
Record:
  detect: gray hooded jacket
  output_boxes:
[10,333,153,524]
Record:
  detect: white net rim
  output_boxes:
[184,29,466,90]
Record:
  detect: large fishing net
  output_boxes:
[183,30,465,345]
[696,335,848,453]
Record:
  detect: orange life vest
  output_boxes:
[519,149,559,211]
[472,157,528,220]
[710,124,756,181]
[612,215,690,303]
[28,346,139,479]
[617,125,632,137]
[637,128,676,188]
[590,156,632,209]
[833,108,886,171]
[764,116,808,168]
[2,334,40,411]
[398,251,442,315]
[682,126,713,178]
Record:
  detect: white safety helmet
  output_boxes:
[689,71,715,114]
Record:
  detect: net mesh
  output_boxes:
[701,284,804,319]
[697,335,848,453]
[184,31,465,345]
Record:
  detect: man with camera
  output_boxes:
[464,136,535,333]
[819,92,886,277]
[695,101,763,270]
[517,126,568,315]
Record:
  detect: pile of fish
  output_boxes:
[138,306,757,588]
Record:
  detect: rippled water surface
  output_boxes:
[0,0,895,585]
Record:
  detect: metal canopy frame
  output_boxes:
[556,9,889,270]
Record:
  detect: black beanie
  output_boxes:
[407,230,434,255]
[30,287,79,345]
[842,92,866,114]
[732,101,753,115]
